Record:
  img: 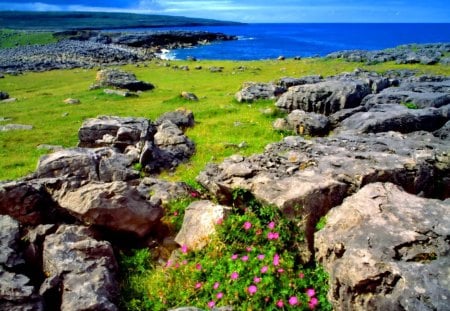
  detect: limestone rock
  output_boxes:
[63,98,80,105]
[0,91,9,100]
[0,124,33,131]
[277,75,323,89]
[42,225,118,311]
[90,68,154,91]
[0,215,23,268]
[54,181,163,237]
[285,109,330,136]
[434,120,450,140]
[315,183,450,311]
[276,79,371,115]
[180,91,199,101]
[156,108,195,130]
[137,177,195,205]
[175,200,229,251]
[235,82,286,103]
[103,88,137,97]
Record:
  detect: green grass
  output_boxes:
[0,29,56,48]
[1,58,449,182]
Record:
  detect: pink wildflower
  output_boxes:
[173,211,178,216]
[261,266,268,273]
[182,260,188,265]
[268,221,275,229]
[213,282,220,290]
[217,292,224,299]
[253,276,261,283]
[243,221,252,230]
[268,232,280,240]
[306,288,316,297]
[216,218,223,225]
[248,285,257,295]
[246,246,252,252]
[165,260,172,267]
[276,300,284,308]
[207,301,215,308]
[309,297,319,309]
[181,244,188,254]
[277,268,284,273]
[195,282,202,289]
[195,263,202,271]
[299,272,305,279]
[273,253,280,266]
[231,254,238,260]
[230,272,239,280]
[241,255,249,262]
[257,254,265,260]
[289,296,298,306]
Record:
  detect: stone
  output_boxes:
[276,79,371,115]
[78,115,154,148]
[0,91,9,100]
[0,215,23,268]
[155,108,195,130]
[1,97,17,103]
[277,55,285,60]
[337,104,449,134]
[137,177,195,205]
[97,148,140,182]
[181,91,199,101]
[235,82,286,103]
[103,88,137,97]
[36,144,64,151]
[315,183,450,311]
[209,66,223,73]
[53,181,163,237]
[63,98,80,105]
[90,68,154,91]
[277,75,322,89]
[175,200,229,251]
[285,110,330,136]
[0,124,33,131]
[0,180,56,225]
[434,120,450,140]
[42,225,119,311]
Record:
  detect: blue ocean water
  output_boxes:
[145,23,450,60]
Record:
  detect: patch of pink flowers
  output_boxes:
[289,296,298,306]
[181,244,188,254]
[273,253,280,266]
[241,255,249,262]
[217,292,224,299]
[267,232,280,240]
[243,221,252,230]
[207,300,215,308]
[309,297,319,309]
[248,285,257,295]
[253,276,261,283]
[276,300,284,308]
[213,282,220,290]
[268,221,276,229]
[261,266,268,273]
[257,254,265,260]
[231,254,238,260]
[230,271,239,280]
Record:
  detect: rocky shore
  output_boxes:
[0,30,236,74]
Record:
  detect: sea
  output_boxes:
[131,23,450,61]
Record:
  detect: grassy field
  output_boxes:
[1,58,449,184]
[0,29,57,48]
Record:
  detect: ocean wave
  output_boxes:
[237,36,255,41]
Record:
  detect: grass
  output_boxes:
[1,58,449,182]
[0,29,57,48]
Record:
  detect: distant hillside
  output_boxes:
[0,11,241,31]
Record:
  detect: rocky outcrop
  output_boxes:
[276,79,371,115]
[42,225,118,311]
[315,183,450,311]
[156,108,195,130]
[327,43,450,65]
[274,110,330,136]
[235,82,286,103]
[175,200,229,251]
[90,68,154,91]
[277,75,323,89]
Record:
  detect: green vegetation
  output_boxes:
[1,58,449,182]
[120,201,332,311]
[315,216,327,231]
[0,29,56,48]
[402,101,419,109]
[0,11,240,31]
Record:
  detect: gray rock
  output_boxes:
[53,181,163,237]
[315,183,450,311]
[277,75,323,89]
[137,177,195,205]
[197,131,450,259]
[90,68,154,91]
[0,91,9,100]
[103,88,137,97]
[337,104,449,134]
[276,79,371,115]
[42,225,118,311]
[175,200,230,251]
[78,115,154,148]
[0,180,56,225]
[156,108,195,130]
[180,91,198,101]
[63,98,80,105]
[434,120,450,140]
[0,124,33,131]
[209,66,223,73]
[0,215,23,268]
[98,148,140,182]
[285,109,330,136]
[235,82,286,103]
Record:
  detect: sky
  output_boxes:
[0,0,449,23]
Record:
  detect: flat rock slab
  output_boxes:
[315,183,450,311]
[0,124,33,131]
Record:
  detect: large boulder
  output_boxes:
[90,69,154,91]
[315,183,450,311]
[42,225,119,311]
[53,181,163,237]
[337,104,449,134]
[235,82,286,103]
[78,115,154,149]
[155,108,195,131]
[175,200,229,251]
[282,109,330,136]
[276,79,371,115]
[0,91,9,100]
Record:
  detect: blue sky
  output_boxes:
[0,0,449,23]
